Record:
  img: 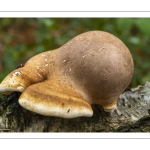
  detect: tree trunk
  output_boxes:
[1,82,150,132]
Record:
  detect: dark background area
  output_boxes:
[0,18,150,88]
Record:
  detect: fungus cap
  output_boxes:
[0,30,134,118]
[19,80,93,118]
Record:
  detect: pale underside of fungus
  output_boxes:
[0,31,134,118]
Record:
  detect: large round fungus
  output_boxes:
[0,31,134,118]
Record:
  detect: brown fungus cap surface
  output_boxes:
[55,31,134,111]
[0,31,134,118]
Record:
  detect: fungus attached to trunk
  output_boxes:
[0,31,134,118]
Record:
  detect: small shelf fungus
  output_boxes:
[0,31,134,118]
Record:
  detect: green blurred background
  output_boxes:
[0,18,150,88]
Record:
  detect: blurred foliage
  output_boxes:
[0,18,150,88]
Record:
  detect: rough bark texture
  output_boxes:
[1,82,150,132]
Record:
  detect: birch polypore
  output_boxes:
[0,31,134,118]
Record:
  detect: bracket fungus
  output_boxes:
[0,31,134,118]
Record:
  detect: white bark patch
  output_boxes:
[37,73,43,78]
[75,36,80,40]
[67,42,72,45]
[69,67,72,72]
[17,86,24,91]
[82,54,89,59]
[36,66,42,71]
[63,60,66,63]
[75,36,82,40]
[131,115,138,121]
[13,72,21,77]
[98,47,106,52]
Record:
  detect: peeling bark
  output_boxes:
[1,82,150,132]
